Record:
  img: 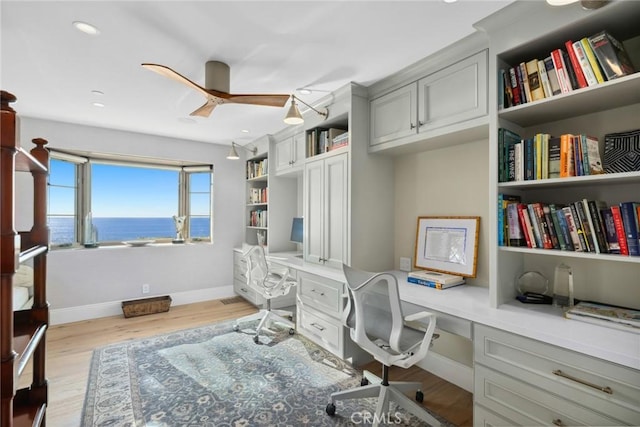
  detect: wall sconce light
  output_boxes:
[226,141,257,160]
[283,94,329,125]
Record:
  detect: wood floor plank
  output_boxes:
[43,298,472,426]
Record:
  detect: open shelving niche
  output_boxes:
[480,1,640,309]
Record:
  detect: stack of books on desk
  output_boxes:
[564,301,640,333]
[407,270,465,290]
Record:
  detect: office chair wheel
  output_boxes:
[289,328,295,335]
[288,315,294,321]
[233,324,239,332]
[415,390,424,403]
[325,402,336,416]
[253,335,259,344]
[360,377,369,386]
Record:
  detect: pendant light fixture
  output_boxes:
[283,95,328,125]
[226,141,257,160]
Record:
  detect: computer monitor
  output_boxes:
[290,217,303,244]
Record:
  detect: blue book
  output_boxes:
[619,202,640,256]
[407,276,465,290]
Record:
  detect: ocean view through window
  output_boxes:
[48,153,213,246]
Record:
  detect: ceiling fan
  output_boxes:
[141,60,290,117]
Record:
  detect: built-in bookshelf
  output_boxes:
[245,154,268,246]
[489,1,640,310]
[305,125,348,158]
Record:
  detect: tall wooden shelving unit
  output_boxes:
[1,91,49,426]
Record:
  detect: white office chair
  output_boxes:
[326,264,441,427]
[233,245,297,343]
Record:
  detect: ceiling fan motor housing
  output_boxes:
[205,61,230,93]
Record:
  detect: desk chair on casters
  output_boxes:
[233,245,297,343]
[325,264,441,427]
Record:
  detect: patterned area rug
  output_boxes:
[82,320,453,426]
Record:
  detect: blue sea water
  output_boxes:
[48,217,210,245]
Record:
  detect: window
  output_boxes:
[47,151,213,247]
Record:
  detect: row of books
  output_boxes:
[248,209,267,228]
[498,129,604,182]
[498,195,640,256]
[307,127,347,157]
[499,30,636,109]
[565,301,640,333]
[248,187,267,204]
[247,158,268,179]
[407,270,465,290]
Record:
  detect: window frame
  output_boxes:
[48,150,213,248]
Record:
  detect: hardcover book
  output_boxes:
[548,136,561,179]
[572,40,598,87]
[525,59,545,101]
[544,56,562,96]
[408,270,464,285]
[406,276,465,290]
[551,49,572,94]
[600,207,621,254]
[565,40,588,89]
[588,30,636,81]
[565,301,640,331]
[580,37,606,83]
[610,205,630,255]
[619,201,640,256]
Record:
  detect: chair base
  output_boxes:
[327,369,441,427]
[233,307,295,342]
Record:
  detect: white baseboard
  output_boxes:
[416,351,473,393]
[50,285,236,325]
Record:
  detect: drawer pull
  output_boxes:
[552,370,613,395]
[552,419,565,426]
[311,289,325,296]
[240,288,248,293]
[310,322,326,332]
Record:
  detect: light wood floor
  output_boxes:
[36,298,472,426]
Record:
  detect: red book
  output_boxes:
[517,203,535,248]
[551,48,572,94]
[565,40,588,88]
[610,205,629,255]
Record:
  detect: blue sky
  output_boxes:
[49,160,210,218]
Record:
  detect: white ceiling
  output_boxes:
[1,1,513,147]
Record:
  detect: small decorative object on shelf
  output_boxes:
[553,263,574,308]
[172,215,186,243]
[83,212,99,248]
[603,128,640,173]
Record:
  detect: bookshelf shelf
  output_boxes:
[499,246,640,264]
[499,72,640,127]
[498,171,640,190]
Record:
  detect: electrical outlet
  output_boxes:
[399,257,412,272]
[142,283,150,294]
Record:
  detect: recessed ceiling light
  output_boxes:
[297,88,312,95]
[241,129,250,133]
[92,102,104,108]
[91,90,104,96]
[443,0,458,3]
[73,21,100,36]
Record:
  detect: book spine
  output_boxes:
[406,276,463,289]
[565,40,588,88]
[551,49,572,94]
[548,136,561,179]
[572,40,598,87]
[519,62,531,103]
[534,203,553,249]
[524,138,535,181]
[507,202,525,246]
[544,56,562,95]
[610,205,630,255]
[572,135,583,177]
[538,59,553,98]
[508,67,522,106]
[563,206,583,251]
[498,193,505,246]
[517,203,535,248]
[535,134,543,180]
[619,202,640,256]
[587,200,609,254]
[600,207,621,254]
[562,49,580,90]
[582,199,600,253]
[570,204,588,251]
[580,37,605,83]
[526,59,545,101]
[552,205,572,251]
[574,201,595,252]
[560,134,573,177]
[585,135,604,175]
[543,204,560,249]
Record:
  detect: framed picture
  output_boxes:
[414,216,480,278]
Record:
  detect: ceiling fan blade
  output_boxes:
[142,63,210,98]
[224,93,290,107]
[189,98,218,117]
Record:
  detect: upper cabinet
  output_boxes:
[274,131,306,176]
[369,49,488,153]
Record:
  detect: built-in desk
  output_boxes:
[260,252,640,425]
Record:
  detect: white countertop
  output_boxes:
[261,251,640,370]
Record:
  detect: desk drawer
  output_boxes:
[298,271,344,317]
[475,365,623,426]
[474,324,640,425]
[297,304,343,357]
[234,279,259,305]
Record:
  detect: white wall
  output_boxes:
[393,138,490,366]
[16,118,246,319]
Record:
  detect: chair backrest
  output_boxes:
[243,245,294,299]
[342,264,405,352]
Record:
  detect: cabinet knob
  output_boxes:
[410,123,416,130]
[418,120,424,127]
[311,289,325,296]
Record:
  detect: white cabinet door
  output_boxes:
[369,83,417,146]
[304,159,324,264]
[417,50,487,132]
[292,131,306,166]
[303,153,348,267]
[275,137,294,174]
[275,132,306,176]
[323,154,348,269]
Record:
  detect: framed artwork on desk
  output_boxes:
[414,216,480,278]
